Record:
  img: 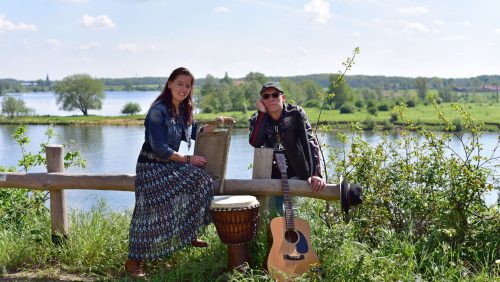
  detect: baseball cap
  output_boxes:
[260,81,284,95]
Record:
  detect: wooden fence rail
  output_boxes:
[0,173,342,200]
[0,146,360,241]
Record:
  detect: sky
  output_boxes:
[1,0,500,80]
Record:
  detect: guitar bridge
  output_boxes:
[283,254,304,260]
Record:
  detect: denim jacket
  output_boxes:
[144,101,197,160]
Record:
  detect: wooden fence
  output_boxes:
[0,145,357,240]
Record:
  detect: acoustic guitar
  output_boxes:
[266,152,321,281]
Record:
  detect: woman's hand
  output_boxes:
[216,116,235,125]
[189,155,207,167]
[202,116,236,133]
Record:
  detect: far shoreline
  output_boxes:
[1,112,499,132]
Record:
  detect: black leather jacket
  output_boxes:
[248,104,322,180]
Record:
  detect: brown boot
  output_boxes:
[191,238,208,248]
[125,259,145,278]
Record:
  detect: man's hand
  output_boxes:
[308,176,326,192]
[256,99,267,113]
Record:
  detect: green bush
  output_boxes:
[319,102,500,280]
[362,117,376,130]
[366,99,377,108]
[367,106,378,116]
[303,99,321,108]
[377,103,391,111]
[406,99,416,107]
[382,119,394,130]
[355,100,365,108]
[202,105,214,113]
[451,118,463,132]
[0,126,85,229]
[390,112,398,123]
[340,103,355,114]
[121,102,141,115]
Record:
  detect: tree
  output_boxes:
[244,72,268,84]
[121,102,142,115]
[54,74,105,116]
[200,75,219,111]
[327,74,352,109]
[1,96,33,117]
[279,79,302,105]
[217,82,233,112]
[438,87,453,103]
[415,77,428,101]
[300,80,323,101]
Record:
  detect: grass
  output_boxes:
[1,199,498,281]
[2,102,500,131]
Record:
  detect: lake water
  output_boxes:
[0,92,498,210]
[0,91,159,116]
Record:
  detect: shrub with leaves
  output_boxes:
[121,102,142,115]
[312,50,499,278]
[0,126,86,229]
[323,103,499,278]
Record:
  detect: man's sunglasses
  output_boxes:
[261,92,282,100]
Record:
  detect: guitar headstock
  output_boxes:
[275,153,287,174]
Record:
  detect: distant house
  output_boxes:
[233,79,246,86]
[452,86,467,92]
[21,81,38,86]
[482,84,500,91]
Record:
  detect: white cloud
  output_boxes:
[258,46,273,54]
[434,19,444,25]
[80,14,116,29]
[494,28,500,35]
[80,42,100,50]
[148,44,158,52]
[213,6,230,13]
[443,35,466,41]
[0,14,37,32]
[46,39,62,48]
[304,0,331,25]
[397,6,429,15]
[353,31,361,37]
[118,42,139,53]
[298,46,310,56]
[401,21,428,33]
[376,49,395,55]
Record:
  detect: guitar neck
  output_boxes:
[279,170,295,230]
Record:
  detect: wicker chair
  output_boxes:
[194,121,233,193]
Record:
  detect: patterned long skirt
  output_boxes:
[127,143,214,260]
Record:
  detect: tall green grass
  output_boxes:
[1,198,498,281]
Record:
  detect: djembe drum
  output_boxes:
[210,195,260,270]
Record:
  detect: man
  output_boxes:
[248,81,326,212]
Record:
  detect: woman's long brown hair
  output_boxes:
[153,67,194,125]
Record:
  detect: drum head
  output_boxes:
[210,195,259,209]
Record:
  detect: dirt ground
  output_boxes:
[0,271,99,282]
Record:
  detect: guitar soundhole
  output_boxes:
[284,230,299,244]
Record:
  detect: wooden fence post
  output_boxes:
[252,148,274,216]
[46,144,68,243]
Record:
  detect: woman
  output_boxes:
[125,67,232,277]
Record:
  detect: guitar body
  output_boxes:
[267,217,321,281]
